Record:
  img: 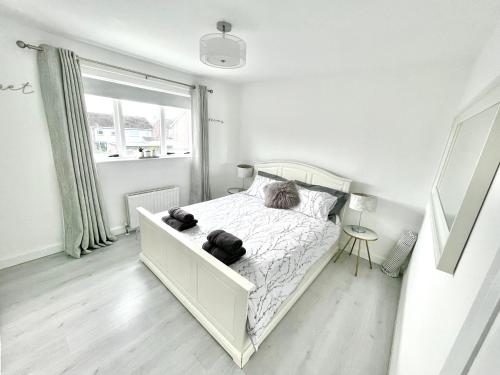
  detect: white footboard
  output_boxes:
[137,208,255,367]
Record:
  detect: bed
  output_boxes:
[137,161,351,367]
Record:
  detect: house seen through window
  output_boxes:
[83,77,191,159]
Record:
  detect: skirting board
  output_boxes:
[111,225,127,236]
[0,226,126,271]
[336,233,386,265]
[0,243,63,270]
[338,250,385,265]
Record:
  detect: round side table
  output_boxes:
[227,187,245,194]
[333,225,378,276]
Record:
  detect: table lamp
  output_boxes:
[237,164,253,189]
[349,193,377,233]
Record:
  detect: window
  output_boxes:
[85,95,117,157]
[83,76,191,160]
[121,99,161,157]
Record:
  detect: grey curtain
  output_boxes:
[37,45,116,258]
[190,85,211,203]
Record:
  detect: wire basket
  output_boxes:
[381,230,418,277]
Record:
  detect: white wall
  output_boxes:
[0,16,240,269]
[201,79,242,199]
[461,20,500,107]
[238,65,469,263]
[388,19,500,375]
[389,176,500,375]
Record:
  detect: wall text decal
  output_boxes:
[0,82,34,94]
[209,118,224,124]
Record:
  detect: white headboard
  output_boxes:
[254,161,351,193]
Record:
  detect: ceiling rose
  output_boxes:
[200,21,246,69]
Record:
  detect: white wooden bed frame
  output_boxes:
[138,161,351,367]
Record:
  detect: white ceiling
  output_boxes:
[2,0,500,83]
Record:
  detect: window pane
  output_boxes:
[121,100,161,157]
[163,106,191,154]
[85,94,118,157]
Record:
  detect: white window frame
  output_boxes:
[112,99,125,156]
[160,106,167,154]
[81,63,192,163]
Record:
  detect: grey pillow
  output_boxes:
[263,181,300,209]
[294,180,349,220]
[258,170,287,181]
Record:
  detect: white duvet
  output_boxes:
[156,192,340,347]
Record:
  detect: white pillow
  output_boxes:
[245,174,274,200]
[292,186,338,221]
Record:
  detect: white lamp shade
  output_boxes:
[200,33,246,69]
[237,164,253,178]
[349,193,377,212]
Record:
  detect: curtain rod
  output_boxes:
[16,40,214,93]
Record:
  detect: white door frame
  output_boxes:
[439,246,500,375]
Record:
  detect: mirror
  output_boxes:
[437,105,497,229]
[431,92,500,274]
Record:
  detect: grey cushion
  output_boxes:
[294,181,349,220]
[258,171,287,181]
[263,181,300,209]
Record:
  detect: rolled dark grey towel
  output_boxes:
[168,207,195,223]
[202,241,213,252]
[207,230,243,253]
[162,216,197,231]
[202,241,246,265]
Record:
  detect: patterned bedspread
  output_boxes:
[155,192,340,347]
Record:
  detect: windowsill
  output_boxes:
[95,154,192,164]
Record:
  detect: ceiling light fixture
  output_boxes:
[200,21,246,69]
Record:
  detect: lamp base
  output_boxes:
[351,225,366,233]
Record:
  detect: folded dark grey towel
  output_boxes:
[168,207,195,223]
[161,216,197,231]
[202,241,246,265]
[206,230,243,253]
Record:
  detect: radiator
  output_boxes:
[125,186,180,231]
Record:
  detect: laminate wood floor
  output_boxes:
[0,235,401,375]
